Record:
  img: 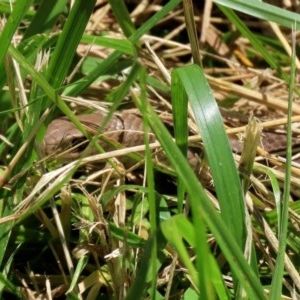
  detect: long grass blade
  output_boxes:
[269,25,296,300]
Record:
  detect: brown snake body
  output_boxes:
[43,110,150,160]
[43,109,300,166]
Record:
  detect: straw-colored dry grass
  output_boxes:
[1,1,300,299]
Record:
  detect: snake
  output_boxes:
[42,109,300,167]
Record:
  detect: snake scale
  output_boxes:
[42,109,300,167]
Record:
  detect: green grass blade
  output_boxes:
[23,0,68,39]
[46,0,97,90]
[0,0,33,64]
[214,0,300,30]
[217,5,288,82]
[7,45,93,142]
[67,255,88,294]
[134,83,265,300]
[137,68,158,299]
[108,0,136,37]
[171,73,188,213]
[0,2,34,16]
[0,201,13,296]
[0,270,25,299]
[161,215,199,286]
[269,27,296,300]
[182,0,201,65]
[161,215,229,299]
[81,35,137,56]
[109,222,145,247]
[173,65,246,250]
[254,165,281,226]
[125,236,155,300]
[65,0,181,96]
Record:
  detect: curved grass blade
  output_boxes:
[108,0,136,37]
[134,84,265,299]
[217,5,288,83]
[65,0,181,97]
[23,0,68,39]
[214,0,300,30]
[173,65,246,250]
[269,25,296,300]
[172,73,188,213]
[161,214,229,299]
[81,35,136,56]
[0,0,33,64]
[46,0,97,90]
